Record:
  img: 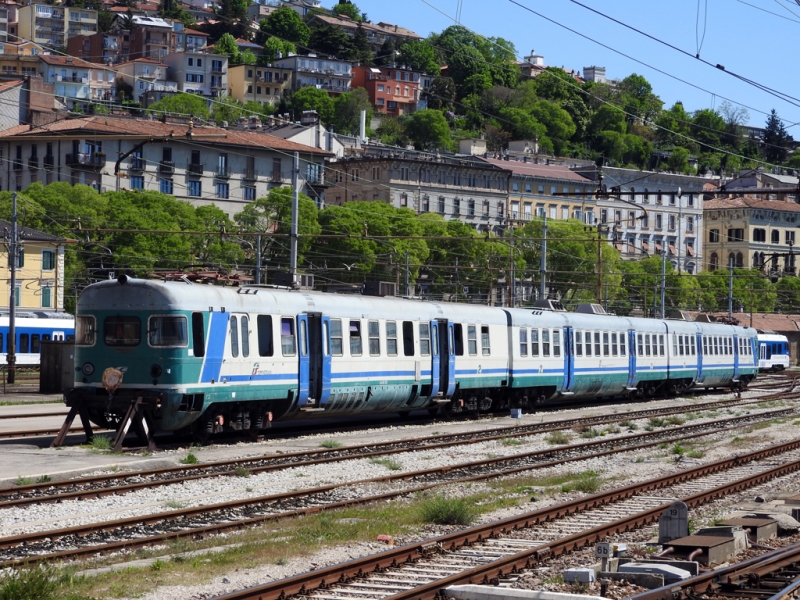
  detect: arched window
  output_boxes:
[728,252,736,267]
[710,252,719,271]
[736,252,744,268]
[630,186,636,202]
[753,252,761,268]
[643,188,649,203]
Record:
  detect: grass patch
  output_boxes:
[369,457,403,471]
[319,440,343,449]
[619,420,638,430]
[665,416,685,426]
[576,426,601,439]
[545,430,572,445]
[233,467,250,478]
[418,495,476,526]
[14,475,33,486]
[561,470,601,494]
[87,435,111,451]
[36,474,52,484]
[686,450,705,459]
[0,564,62,600]
[672,444,686,456]
[647,417,667,429]
[605,425,620,434]
[499,437,523,446]
[181,453,199,465]
[752,422,771,430]
[165,500,186,509]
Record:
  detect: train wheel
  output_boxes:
[192,415,215,444]
[427,406,440,417]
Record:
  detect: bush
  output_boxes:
[181,453,199,464]
[319,440,342,448]
[545,431,571,445]
[561,471,601,494]
[0,565,59,600]
[419,495,476,526]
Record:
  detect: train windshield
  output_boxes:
[104,316,141,347]
[148,316,188,347]
[75,316,96,346]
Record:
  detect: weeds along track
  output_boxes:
[210,440,800,600]
[1,393,793,507]
[0,407,792,568]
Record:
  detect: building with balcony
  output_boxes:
[0,114,332,214]
[326,147,511,234]
[0,40,43,56]
[163,51,227,97]
[39,55,115,110]
[227,63,292,105]
[704,196,800,278]
[127,15,171,61]
[274,54,352,95]
[0,53,40,80]
[171,26,208,54]
[280,0,322,17]
[352,65,420,115]
[66,31,123,64]
[18,4,96,49]
[307,13,421,52]
[115,58,176,103]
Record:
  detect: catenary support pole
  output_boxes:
[540,214,547,300]
[290,152,299,282]
[660,250,666,319]
[8,191,17,384]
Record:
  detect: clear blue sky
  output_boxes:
[346,0,800,132]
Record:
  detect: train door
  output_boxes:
[561,327,574,393]
[436,320,456,399]
[429,320,440,398]
[627,330,637,388]
[297,313,331,409]
[696,333,704,383]
[733,334,740,381]
[200,311,229,383]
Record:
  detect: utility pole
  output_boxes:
[508,224,515,308]
[540,214,547,300]
[660,250,666,319]
[405,249,409,297]
[290,151,299,283]
[596,227,603,304]
[7,191,17,384]
[255,234,262,285]
[728,256,734,319]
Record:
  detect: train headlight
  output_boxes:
[82,363,94,376]
[150,364,163,378]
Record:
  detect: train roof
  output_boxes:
[0,309,73,320]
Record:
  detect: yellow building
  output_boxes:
[0,220,68,311]
[704,196,800,277]
[17,4,96,49]
[227,64,293,106]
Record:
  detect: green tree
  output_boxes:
[530,99,576,153]
[217,0,248,21]
[497,107,547,143]
[308,24,355,60]
[764,109,792,164]
[191,205,244,267]
[289,86,334,124]
[352,22,372,66]
[260,7,310,46]
[240,49,256,65]
[260,37,296,64]
[424,76,456,111]
[234,187,321,273]
[97,9,115,33]
[211,96,248,125]
[617,73,662,124]
[405,109,451,150]
[589,105,627,136]
[375,117,408,146]
[333,88,372,135]
[622,134,652,168]
[332,0,362,21]
[666,146,690,173]
[148,93,210,120]
[775,276,800,311]
[655,101,692,146]
[691,109,726,152]
[397,40,439,74]
[214,32,240,64]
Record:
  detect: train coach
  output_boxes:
[757,333,791,372]
[65,276,759,443]
[0,311,74,365]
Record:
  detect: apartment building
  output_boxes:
[326,149,511,234]
[163,51,227,97]
[274,54,352,95]
[352,65,420,115]
[18,4,96,49]
[66,31,123,64]
[0,115,332,215]
[39,55,116,110]
[115,58,177,103]
[704,196,800,278]
[128,15,171,61]
[227,63,292,105]
[307,13,421,52]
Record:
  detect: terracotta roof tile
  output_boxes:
[0,116,333,155]
[687,311,800,333]
[184,28,209,36]
[483,157,594,183]
[0,79,24,94]
[705,196,800,213]
[40,55,112,71]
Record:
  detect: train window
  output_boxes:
[611,333,618,356]
[603,332,609,356]
[350,321,363,356]
[637,333,643,357]
[432,325,439,357]
[619,334,626,357]
[299,319,308,357]
[481,326,490,356]
[149,316,188,347]
[454,324,464,356]
[31,334,40,353]
[386,321,398,356]
[690,337,695,356]
[403,322,414,356]
[0,333,3,353]
[542,329,550,357]
[329,319,343,356]
[257,315,274,356]
[369,321,380,356]
[104,316,140,347]
[192,313,206,357]
[585,331,592,357]
[672,333,678,356]
[18,334,28,353]
[230,316,239,358]
[659,335,665,356]
[575,331,582,357]
[77,316,97,346]
[419,323,430,356]
[281,318,296,356]
[594,332,601,356]
[552,330,560,357]
[531,329,539,357]
[241,316,250,358]
[520,329,528,356]
[645,334,651,357]
[679,335,685,356]
[468,326,477,355]
[715,337,720,355]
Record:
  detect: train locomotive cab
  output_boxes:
[757,334,790,372]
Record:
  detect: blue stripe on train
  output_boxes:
[200,312,230,383]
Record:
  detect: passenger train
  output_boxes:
[757,333,791,372]
[0,311,74,365]
[66,276,759,441]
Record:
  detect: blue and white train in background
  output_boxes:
[0,311,74,365]
[66,276,760,441]
[757,333,791,372]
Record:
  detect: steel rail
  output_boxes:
[207,437,800,600]
[1,417,797,571]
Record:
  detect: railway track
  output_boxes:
[0,407,791,569]
[0,394,791,506]
[209,439,800,600]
